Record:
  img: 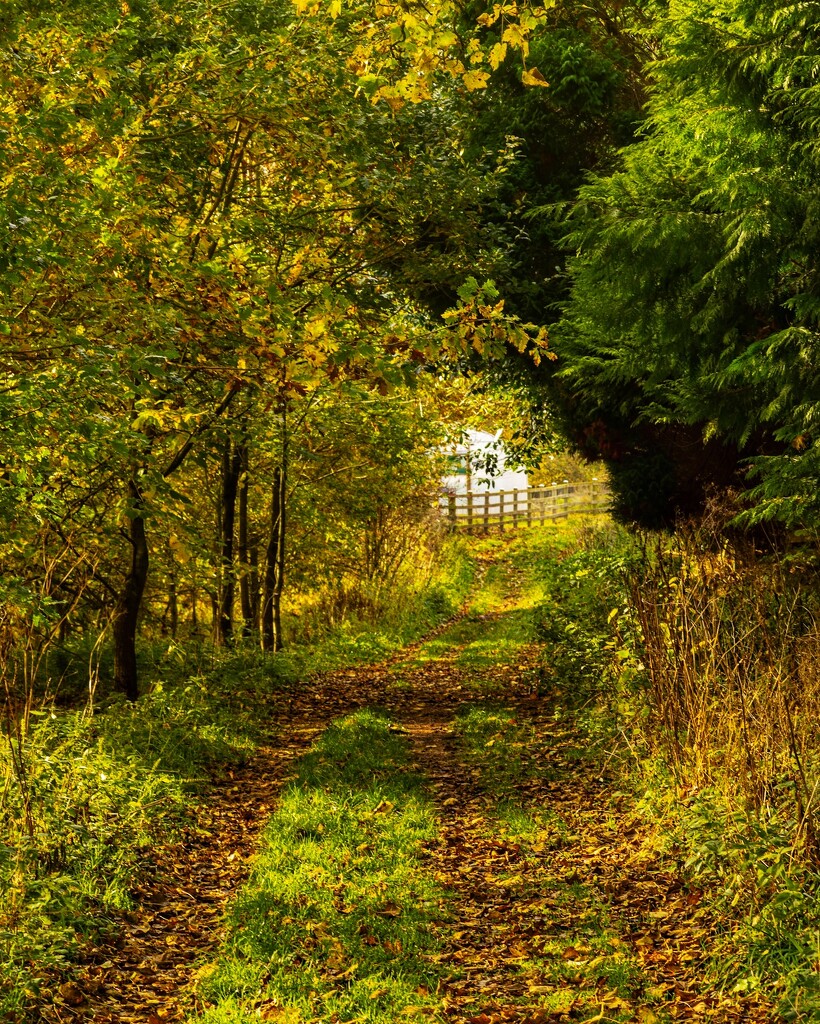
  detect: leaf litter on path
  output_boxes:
[51,546,779,1023]
[45,725,325,1024]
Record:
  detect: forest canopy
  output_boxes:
[0,0,552,699]
[3,0,819,707]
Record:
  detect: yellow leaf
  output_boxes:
[466,37,484,61]
[522,67,549,87]
[502,24,526,48]
[434,30,458,47]
[495,874,523,887]
[329,0,341,15]
[462,70,490,91]
[304,317,326,341]
[489,42,507,70]
[374,86,405,111]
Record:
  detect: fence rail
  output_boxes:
[440,481,610,532]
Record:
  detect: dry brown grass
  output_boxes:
[628,515,820,857]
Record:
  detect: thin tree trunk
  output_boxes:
[237,442,254,638]
[168,573,178,639]
[262,401,288,653]
[160,548,178,639]
[249,536,260,631]
[217,438,242,645]
[113,480,149,702]
[262,465,287,652]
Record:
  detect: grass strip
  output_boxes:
[192,710,447,1024]
[451,705,538,800]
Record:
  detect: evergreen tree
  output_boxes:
[555,0,820,528]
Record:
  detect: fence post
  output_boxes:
[513,488,519,528]
[499,490,505,532]
[563,479,570,518]
[483,491,490,532]
[467,490,474,534]
[448,493,456,531]
[527,486,532,527]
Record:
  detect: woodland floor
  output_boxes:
[51,542,778,1024]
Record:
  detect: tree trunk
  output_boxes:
[237,443,255,638]
[168,572,178,639]
[262,464,286,652]
[113,480,149,702]
[217,438,242,645]
[249,536,260,630]
[160,549,179,639]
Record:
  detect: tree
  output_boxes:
[0,0,546,697]
[553,0,820,528]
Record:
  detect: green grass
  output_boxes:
[451,705,538,799]
[395,546,544,675]
[192,711,447,1024]
[0,675,261,1019]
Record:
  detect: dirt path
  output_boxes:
[58,549,777,1023]
[55,606,483,1024]
[47,724,318,1024]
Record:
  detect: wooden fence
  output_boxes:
[440,481,610,532]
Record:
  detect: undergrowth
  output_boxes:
[283,535,475,663]
[522,518,820,1017]
[0,676,260,1019]
[0,539,474,1020]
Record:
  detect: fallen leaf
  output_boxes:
[58,982,86,1007]
[377,902,402,917]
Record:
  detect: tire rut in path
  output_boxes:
[405,711,549,1023]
